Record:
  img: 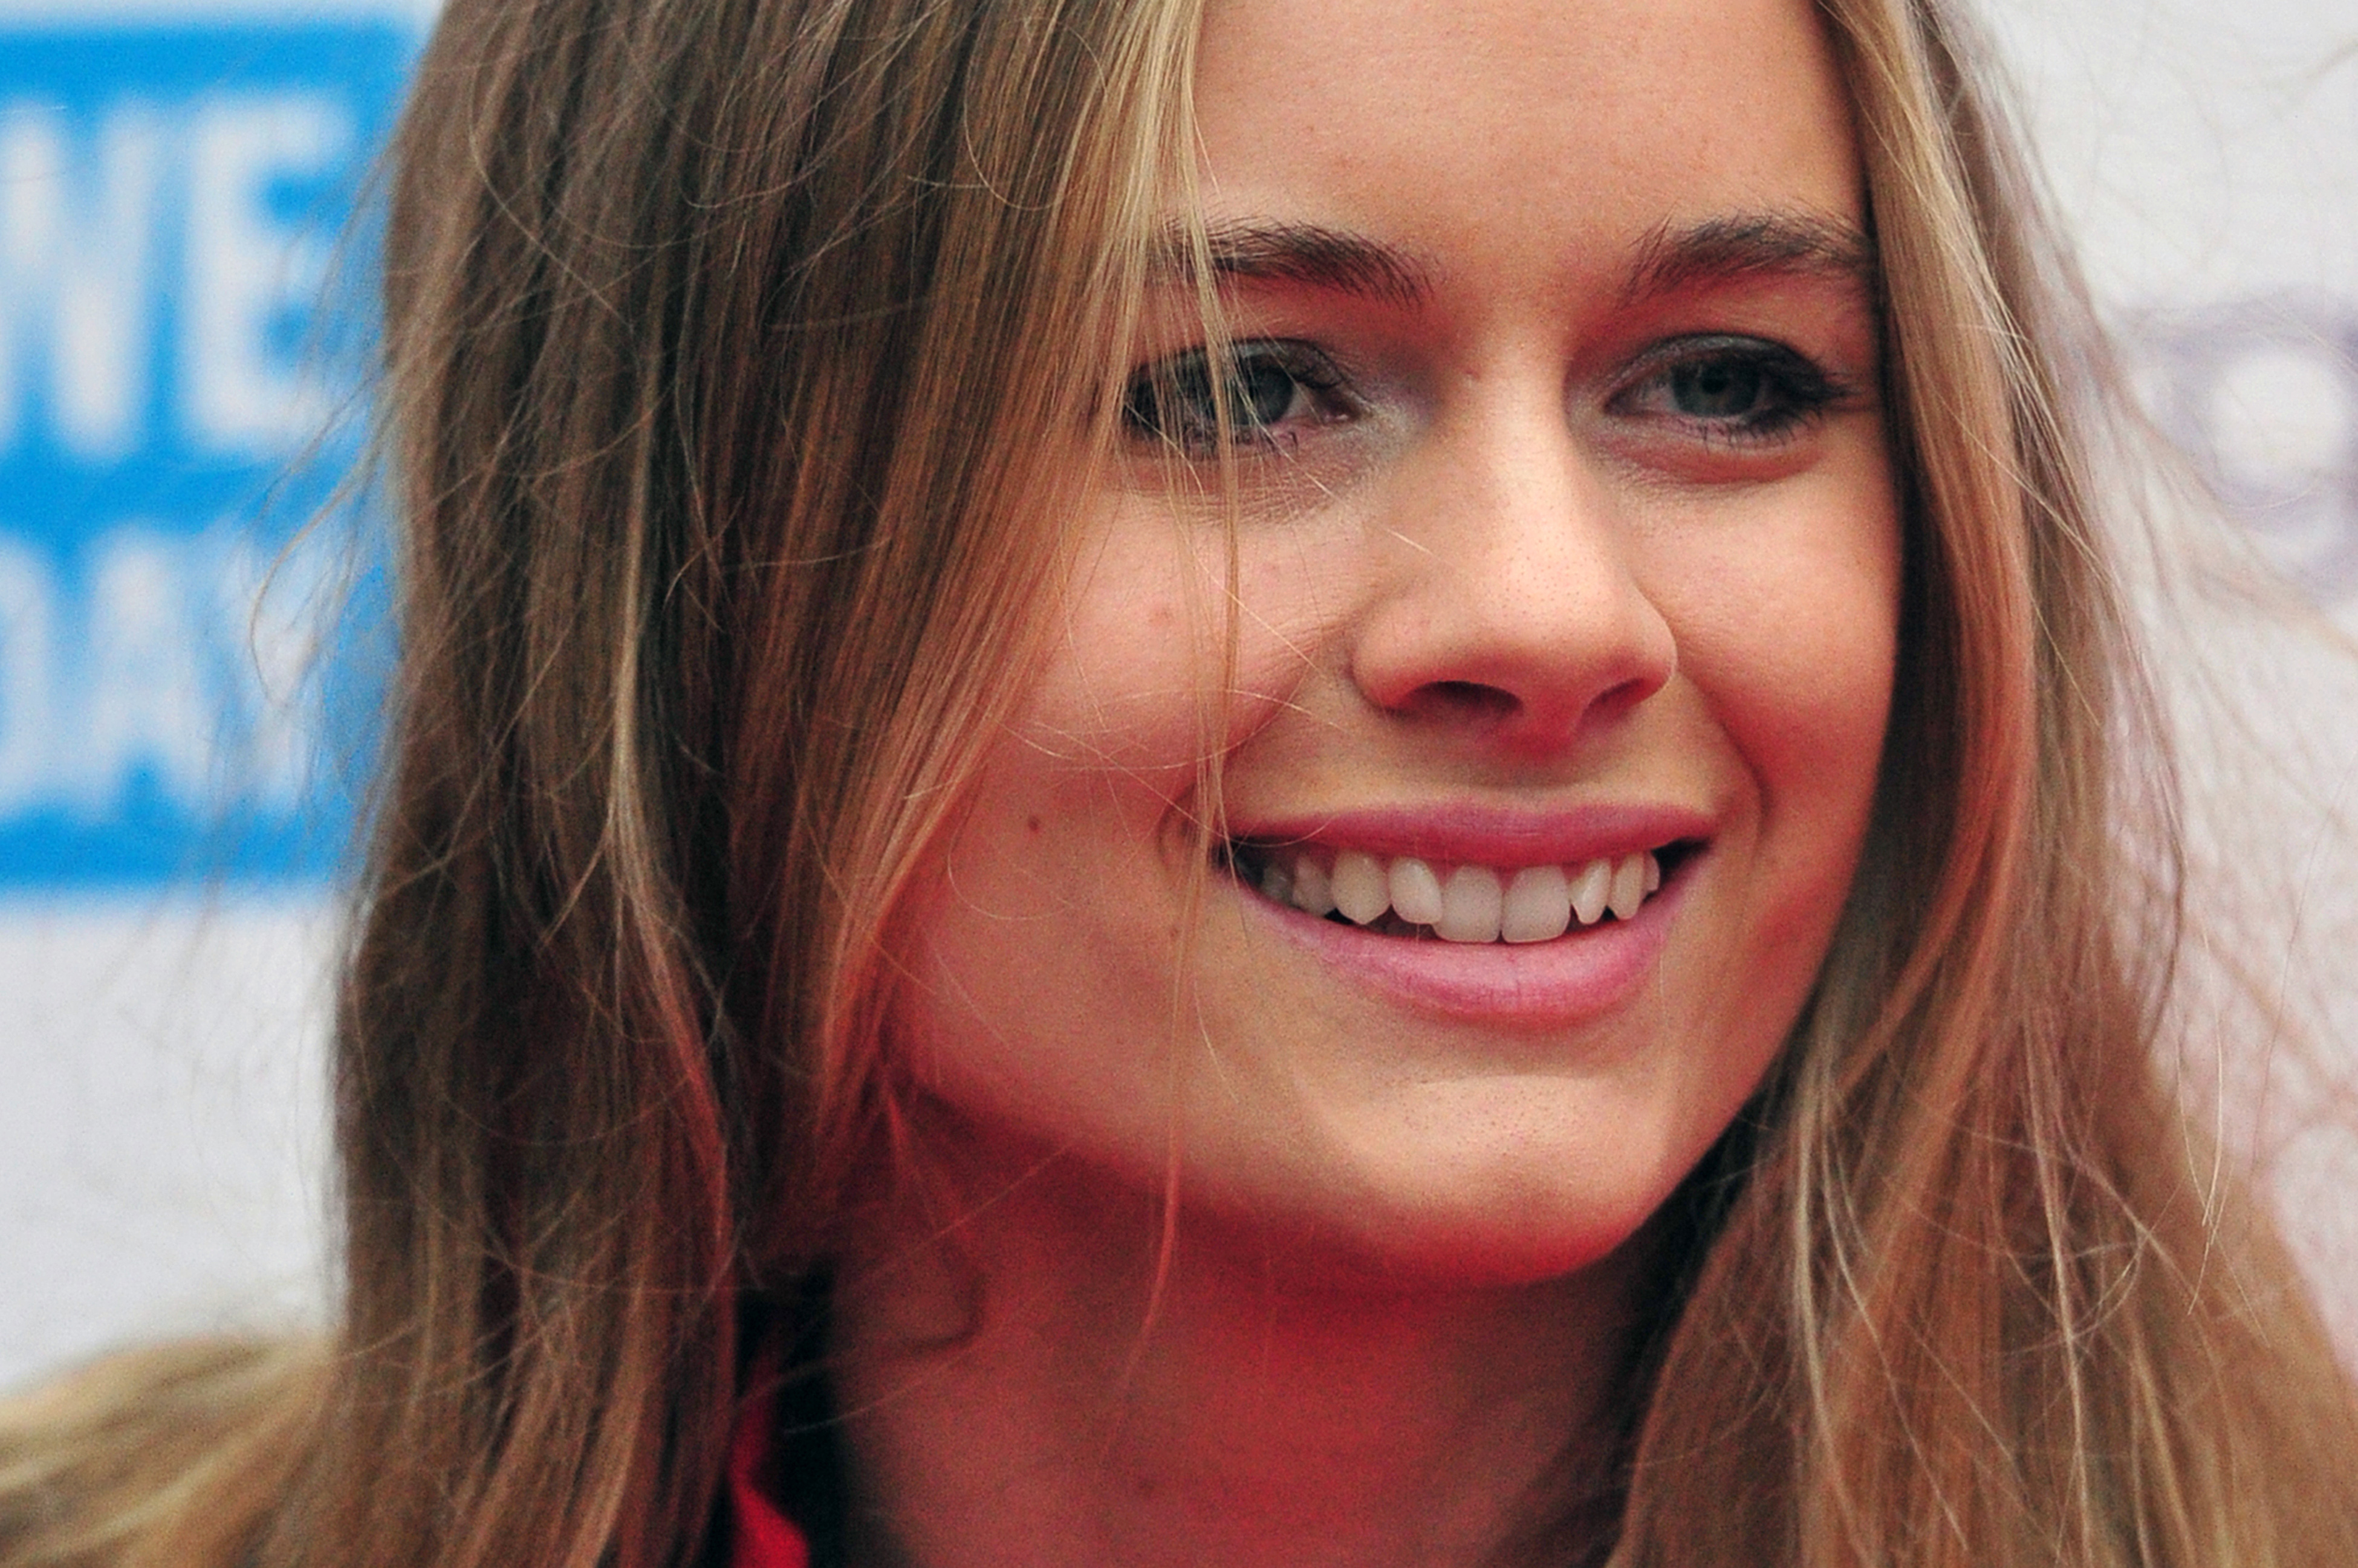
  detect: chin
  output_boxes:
[1187,1164,1676,1295]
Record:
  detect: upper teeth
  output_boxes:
[1254,847,1664,942]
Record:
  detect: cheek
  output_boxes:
[1655,460,1898,789]
[885,519,1276,1121]
[1030,513,1328,782]
[1029,595,1194,778]
[885,743,1183,1158]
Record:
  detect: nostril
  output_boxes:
[1402,680,1520,725]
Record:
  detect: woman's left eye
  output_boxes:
[1610,335,1847,442]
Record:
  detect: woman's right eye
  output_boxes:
[1120,340,1350,453]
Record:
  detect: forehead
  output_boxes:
[1190,0,1864,297]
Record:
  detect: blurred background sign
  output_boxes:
[0,4,413,1389]
[2132,296,2358,599]
[0,18,406,887]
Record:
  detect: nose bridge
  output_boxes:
[1351,383,1675,745]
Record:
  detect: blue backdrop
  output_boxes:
[0,19,409,887]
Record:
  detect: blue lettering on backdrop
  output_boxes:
[0,22,409,887]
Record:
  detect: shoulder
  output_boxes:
[0,1338,324,1568]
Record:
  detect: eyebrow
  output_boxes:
[1145,210,1877,312]
[1148,218,1435,308]
[1621,212,1877,305]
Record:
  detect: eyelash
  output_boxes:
[1119,340,1354,454]
[1118,332,1850,458]
[1607,334,1850,445]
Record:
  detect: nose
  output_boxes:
[1348,398,1675,754]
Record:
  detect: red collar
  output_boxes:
[726,1380,811,1568]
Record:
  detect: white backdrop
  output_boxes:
[2,0,2354,1392]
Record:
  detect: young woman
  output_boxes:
[5,0,2356,1564]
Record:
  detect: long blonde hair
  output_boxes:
[4,1,2354,1566]
[1609,2,2358,1561]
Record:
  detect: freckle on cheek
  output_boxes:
[1027,816,1043,834]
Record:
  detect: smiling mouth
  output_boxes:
[1220,838,1701,944]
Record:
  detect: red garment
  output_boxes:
[726,1382,812,1568]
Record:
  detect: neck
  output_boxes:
[825,1120,1659,1568]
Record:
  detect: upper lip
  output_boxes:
[1217,800,1715,867]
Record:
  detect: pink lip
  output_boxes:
[1224,800,1713,867]
[1220,802,1709,1028]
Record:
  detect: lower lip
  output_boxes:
[1231,859,1691,1028]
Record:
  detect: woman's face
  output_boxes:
[895,0,1897,1284]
